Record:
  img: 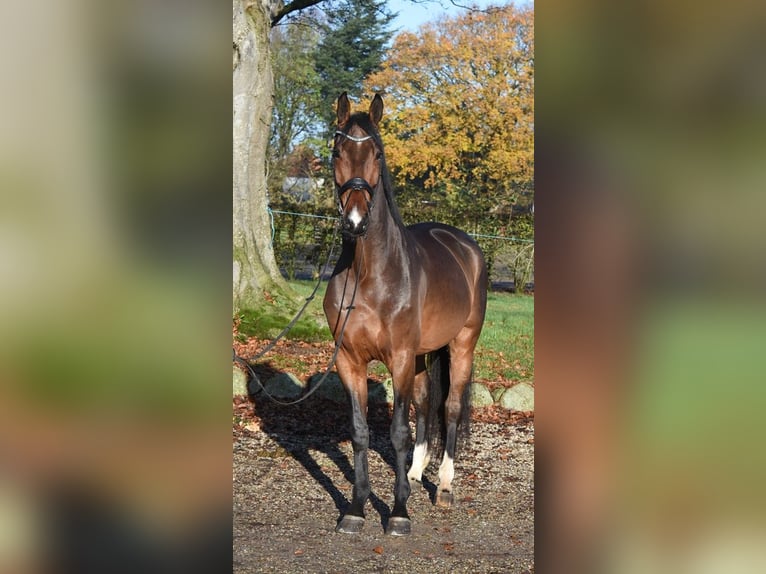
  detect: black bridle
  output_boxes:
[333,130,380,215]
[337,176,375,196]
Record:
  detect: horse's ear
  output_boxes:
[369,93,383,127]
[337,92,350,127]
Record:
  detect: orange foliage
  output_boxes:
[365,5,534,205]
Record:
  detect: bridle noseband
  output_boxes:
[338,176,375,196]
[333,130,380,216]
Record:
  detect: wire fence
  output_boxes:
[269,209,534,292]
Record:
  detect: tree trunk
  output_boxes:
[233,0,289,314]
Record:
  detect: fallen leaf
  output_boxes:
[373,546,384,555]
[294,549,304,556]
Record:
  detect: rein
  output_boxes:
[232,223,362,406]
[233,127,378,405]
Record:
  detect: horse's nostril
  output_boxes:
[342,215,367,237]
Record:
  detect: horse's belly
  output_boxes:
[416,297,472,353]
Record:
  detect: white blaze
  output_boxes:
[348,207,363,227]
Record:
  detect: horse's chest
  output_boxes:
[343,303,414,358]
[325,272,419,360]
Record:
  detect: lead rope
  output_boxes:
[240,224,338,362]
[233,227,362,406]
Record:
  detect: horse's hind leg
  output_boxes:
[437,336,477,507]
[407,356,431,485]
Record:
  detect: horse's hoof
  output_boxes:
[436,490,454,507]
[385,516,412,536]
[336,515,365,534]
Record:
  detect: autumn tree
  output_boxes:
[365,4,534,231]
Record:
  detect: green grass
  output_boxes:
[238,280,534,383]
[475,292,534,382]
[236,280,331,342]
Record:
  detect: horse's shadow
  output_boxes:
[247,361,405,531]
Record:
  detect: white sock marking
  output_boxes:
[408,442,430,482]
[438,453,455,492]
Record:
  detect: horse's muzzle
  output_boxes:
[341,210,369,237]
[338,178,374,237]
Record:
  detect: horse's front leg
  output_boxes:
[335,351,370,534]
[386,353,415,536]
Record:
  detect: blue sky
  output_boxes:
[387,0,532,33]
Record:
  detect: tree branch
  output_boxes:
[419,0,502,16]
[271,0,325,27]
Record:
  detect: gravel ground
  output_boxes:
[233,397,534,573]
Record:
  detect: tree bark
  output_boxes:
[233,0,289,313]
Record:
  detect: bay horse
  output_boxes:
[323,93,488,536]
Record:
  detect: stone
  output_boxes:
[499,382,534,412]
[491,386,506,402]
[307,374,398,405]
[380,378,395,403]
[263,372,306,399]
[469,383,494,407]
[247,373,263,397]
[233,365,250,396]
[308,372,347,403]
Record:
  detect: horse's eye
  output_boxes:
[376,151,383,161]
[332,149,340,159]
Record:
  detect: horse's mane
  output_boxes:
[344,112,405,230]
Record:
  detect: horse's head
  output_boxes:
[332,92,384,238]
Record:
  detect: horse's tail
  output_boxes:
[426,346,471,460]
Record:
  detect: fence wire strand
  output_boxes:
[269,208,534,288]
